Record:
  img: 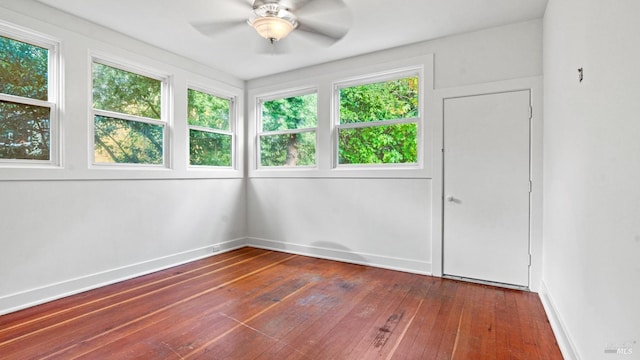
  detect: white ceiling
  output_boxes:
[36,0,548,80]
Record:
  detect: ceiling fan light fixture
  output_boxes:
[250,16,295,42]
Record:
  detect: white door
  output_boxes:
[443,90,531,287]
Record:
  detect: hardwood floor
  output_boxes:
[0,248,562,359]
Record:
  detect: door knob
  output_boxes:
[447,196,462,204]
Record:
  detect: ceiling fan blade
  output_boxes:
[295,0,348,18]
[288,0,315,10]
[191,19,247,37]
[238,0,254,10]
[296,21,349,45]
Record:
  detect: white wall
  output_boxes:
[248,178,433,273]
[542,0,640,358]
[248,20,542,90]
[246,20,543,275]
[0,2,246,314]
[0,179,246,313]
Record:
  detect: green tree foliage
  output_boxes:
[92,63,161,119]
[0,35,50,160]
[92,63,164,164]
[339,77,419,164]
[187,89,232,166]
[257,78,419,167]
[189,130,232,167]
[260,93,317,166]
[339,123,417,164]
[94,116,163,164]
[260,132,315,166]
[187,89,229,130]
[0,36,47,100]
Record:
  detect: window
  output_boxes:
[92,60,168,166]
[248,56,431,178]
[187,88,234,167]
[0,30,57,164]
[336,74,420,166]
[258,91,317,167]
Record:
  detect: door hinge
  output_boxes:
[528,254,532,266]
[528,180,533,193]
[529,105,533,120]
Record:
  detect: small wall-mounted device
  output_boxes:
[578,68,584,82]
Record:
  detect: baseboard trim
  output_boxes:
[539,280,580,360]
[246,237,432,275]
[0,237,247,316]
[1,237,431,315]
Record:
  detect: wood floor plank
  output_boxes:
[0,248,258,332]
[387,277,448,359]
[515,291,564,360]
[75,254,343,359]
[249,262,376,358]
[346,274,430,359]
[477,285,500,360]
[531,298,563,360]
[513,291,543,359]
[0,248,266,342]
[453,283,487,359]
[446,283,474,359]
[253,264,384,359]
[39,252,297,359]
[2,251,291,359]
[258,265,400,359]
[494,287,514,359]
[298,269,414,359]
[188,257,362,359]
[186,281,315,359]
[434,279,472,359]
[0,248,562,360]
[505,289,529,360]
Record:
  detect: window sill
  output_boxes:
[0,166,244,181]
[248,166,431,179]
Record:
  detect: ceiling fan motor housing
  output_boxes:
[248,0,299,42]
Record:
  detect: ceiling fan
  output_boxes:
[192,0,351,50]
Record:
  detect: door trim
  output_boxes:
[430,76,543,292]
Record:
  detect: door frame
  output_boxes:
[430,76,543,292]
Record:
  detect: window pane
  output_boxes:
[94,115,163,164]
[339,76,419,124]
[189,130,232,167]
[262,93,317,131]
[187,89,230,130]
[0,101,50,160]
[0,35,48,101]
[260,132,316,167]
[92,62,161,119]
[338,123,417,164]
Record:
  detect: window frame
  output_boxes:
[89,55,171,169]
[332,67,424,169]
[256,87,319,169]
[247,54,433,179]
[0,21,60,167]
[186,85,237,169]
